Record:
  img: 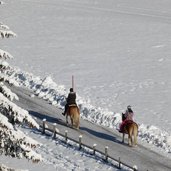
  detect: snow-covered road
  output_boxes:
[11,85,171,171]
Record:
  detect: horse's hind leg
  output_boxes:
[75,116,80,129]
[128,134,131,146]
[70,116,74,127]
[66,115,69,125]
[128,128,133,146]
[134,135,137,146]
[122,133,125,143]
[77,119,80,129]
[131,131,133,146]
[71,118,74,127]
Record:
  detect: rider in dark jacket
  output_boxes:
[63,88,77,115]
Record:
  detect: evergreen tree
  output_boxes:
[0,3,42,162]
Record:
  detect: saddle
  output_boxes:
[124,120,134,125]
[66,104,79,116]
[119,120,134,133]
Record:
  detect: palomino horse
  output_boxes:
[66,105,80,129]
[122,121,138,147]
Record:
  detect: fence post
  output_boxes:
[93,144,97,155]
[79,135,82,150]
[118,157,121,169]
[105,146,108,162]
[42,118,46,134]
[65,130,68,143]
[133,165,138,171]
[53,123,57,139]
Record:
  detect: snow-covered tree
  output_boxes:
[0,164,26,171]
[0,1,4,5]
[0,113,42,161]
[0,3,42,162]
[0,22,16,39]
[0,23,15,83]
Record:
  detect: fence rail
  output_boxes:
[41,118,138,171]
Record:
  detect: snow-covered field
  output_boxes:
[1,0,171,170]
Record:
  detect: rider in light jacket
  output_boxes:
[119,105,134,132]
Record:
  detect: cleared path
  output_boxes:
[12,86,171,171]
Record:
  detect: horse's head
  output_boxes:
[122,113,126,121]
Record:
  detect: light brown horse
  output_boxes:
[122,121,138,147]
[66,105,80,129]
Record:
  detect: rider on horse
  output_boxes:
[119,105,134,132]
[62,88,77,116]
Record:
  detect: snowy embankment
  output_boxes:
[6,66,171,155]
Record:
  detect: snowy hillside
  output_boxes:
[1,0,171,134]
[1,0,171,170]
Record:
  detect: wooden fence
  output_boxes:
[41,118,138,171]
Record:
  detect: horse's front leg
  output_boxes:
[66,115,69,125]
[122,133,125,143]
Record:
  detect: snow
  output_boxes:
[0,112,13,129]
[7,68,171,154]
[1,0,171,170]
[0,130,128,171]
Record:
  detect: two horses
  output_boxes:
[64,105,138,146]
[66,105,80,129]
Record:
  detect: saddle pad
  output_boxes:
[69,104,77,107]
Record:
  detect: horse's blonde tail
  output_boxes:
[130,126,134,146]
[75,114,80,129]
[71,107,80,129]
[134,124,138,145]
